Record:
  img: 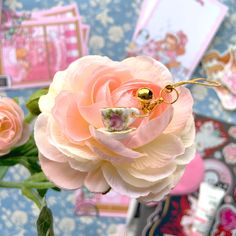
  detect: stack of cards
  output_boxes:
[127,0,228,82]
[0,4,90,89]
[202,49,236,110]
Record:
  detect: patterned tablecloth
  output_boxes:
[1,0,236,235]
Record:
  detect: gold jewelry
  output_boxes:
[135,78,221,117]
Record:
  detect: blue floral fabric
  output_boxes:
[1,0,236,235]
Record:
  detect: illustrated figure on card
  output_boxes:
[129,0,228,81]
[153,31,188,69]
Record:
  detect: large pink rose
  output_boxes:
[35,55,195,202]
[0,97,30,156]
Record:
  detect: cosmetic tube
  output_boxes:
[191,182,225,236]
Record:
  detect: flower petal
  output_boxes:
[177,115,195,148]
[121,56,173,87]
[49,119,97,160]
[15,123,30,147]
[164,87,193,133]
[139,185,172,202]
[68,158,99,172]
[123,106,173,148]
[34,114,67,163]
[175,144,196,165]
[102,163,173,198]
[90,126,143,159]
[52,91,90,142]
[136,133,185,162]
[39,154,86,189]
[85,167,110,193]
[127,162,177,182]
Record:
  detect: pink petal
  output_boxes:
[175,144,196,165]
[131,132,186,169]
[116,168,157,188]
[102,163,173,199]
[52,91,90,143]
[66,56,115,92]
[0,148,10,156]
[123,106,174,148]
[79,101,108,129]
[102,163,151,198]
[164,87,193,133]
[178,115,195,148]
[121,56,173,87]
[127,162,177,182]
[139,185,172,202]
[68,158,99,172]
[49,120,97,160]
[138,133,185,157]
[88,140,134,163]
[39,154,86,190]
[34,114,67,163]
[15,123,30,147]
[84,167,110,193]
[90,126,143,159]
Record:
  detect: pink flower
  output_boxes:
[35,55,195,202]
[0,97,30,156]
[223,143,236,164]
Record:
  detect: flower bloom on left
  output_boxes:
[0,97,30,156]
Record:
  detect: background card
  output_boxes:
[1,18,83,88]
[129,0,228,82]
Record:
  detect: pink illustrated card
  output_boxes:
[1,17,83,89]
[31,4,88,56]
[75,188,131,218]
[128,0,228,82]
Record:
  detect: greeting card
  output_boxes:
[0,4,89,89]
[31,3,90,55]
[75,188,130,218]
[1,18,83,88]
[128,0,228,81]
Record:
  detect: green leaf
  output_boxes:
[37,205,54,236]
[0,166,8,180]
[22,187,42,209]
[37,189,48,198]
[26,88,48,116]
[0,136,41,174]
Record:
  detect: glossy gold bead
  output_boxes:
[137,87,153,100]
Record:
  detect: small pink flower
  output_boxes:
[110,114,124,131]
[229,126,236,139]
[219,207,236,231]
[0,97,30,156]
[35,55,195,202]
[223,143,236,164]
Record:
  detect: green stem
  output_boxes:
[24,113,35,124]
[0,181,55,189]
